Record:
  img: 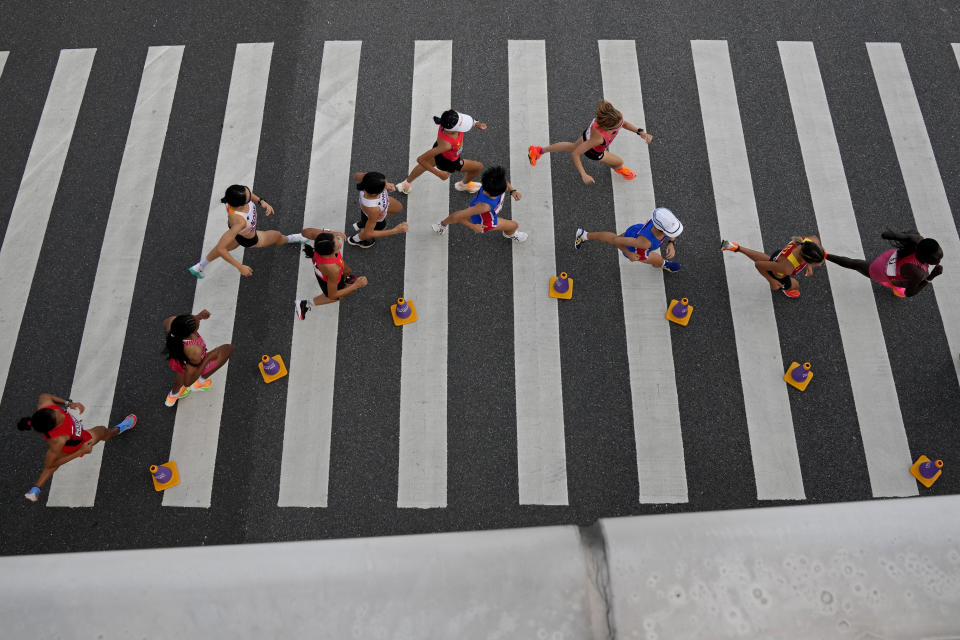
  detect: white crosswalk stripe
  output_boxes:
[278,41,362,507]
[779,41,916,497]
[0,49,95,414]
[3,39,956,511]
[396,40,451,508]
[598,40,688,504]
[692,40,806,500]
[868,43,960,392]
[163,43,273,508]
[48,45,185,506]
[509,40,569,506]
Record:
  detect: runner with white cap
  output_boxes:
[528,100,653,185]
[396,109,487,195]
[574,207,682,272]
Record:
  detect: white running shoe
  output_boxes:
[432,223,447,235]
[188,265,204,279]
[504,231,529,243]
[455,181,482,193]
[396,180,413,194]
[575,228,587,250]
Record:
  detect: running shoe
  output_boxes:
[575,228,588,250]
[504,231,529,243]
[296,299,311,320]
[454,181,482,193]
[396,180,413,195]
[528,145,543,166]
[165,386,191,407]
[347,235,375,249]
[188,265,205,279]
[191,378,212,392]
[287,234,310,244]
[662,260,682,273]
[432,223,447,235]
[113,414,137,434]
[343,274,358,285]
[614,166,637,180]
[25,487,41,502]
[721,239,739,252]
[782,288,800,299]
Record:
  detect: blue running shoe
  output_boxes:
[662,260,682,273]
[575,228,587,250]
[113,414,137,435]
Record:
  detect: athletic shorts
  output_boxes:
[358,210,387,232]
[432,142,465,172]
[768,251,796,289]
[169,358,219,377]
[236,232,258,248]
[469,211,499,232]
[582,129,604,161]
[315,273,346,298]
[60,429,93,455]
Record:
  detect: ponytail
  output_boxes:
[164,315,197,365]
[18,409,57,434]
[17,417,32,431]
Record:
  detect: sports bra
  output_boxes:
[587,118,621,152]
[358,190,389,222]
[773,237,814,277]
[226,201,258,236]
[313,251,344,283]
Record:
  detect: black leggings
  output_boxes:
[826,253,870,277]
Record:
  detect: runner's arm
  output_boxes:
[623,120,653,143]
[416,142,452,179]
[214,218,251,273]
[895,264,932,297]
[571,131,604,182]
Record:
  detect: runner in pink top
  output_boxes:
[527,100,653,185]
[825,230,943,298]
[162,310,234,407]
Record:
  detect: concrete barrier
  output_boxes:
[2,497,959,639]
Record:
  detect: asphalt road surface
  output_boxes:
[1,1,958,556]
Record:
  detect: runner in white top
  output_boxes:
[188,184,309,278]
[347,171,408,249]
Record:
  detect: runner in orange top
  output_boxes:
[396,109,487,195]
[721,236,826,298]
[18,393,136,502]
[528,100,653,185]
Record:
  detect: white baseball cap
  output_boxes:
[448,112,475,132]
[651,207,683,238]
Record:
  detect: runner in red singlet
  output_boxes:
[395,109,487,195]
[18,393,136,502]
[162,310,234,406]
[528,100,653,185]
[824,230,943,298]
[720,236,826,298]
[296,229,368,320]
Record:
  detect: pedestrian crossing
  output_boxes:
[2,39,959,511]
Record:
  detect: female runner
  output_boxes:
[720,236,826,298]
[18,393,136,502]
[528,100,653,185]
[163,309,234,407]
[824,230,942,298]
[347,171,409,249]
[430,166,526,242]
[396,110,487,195]
[188,184,308,279]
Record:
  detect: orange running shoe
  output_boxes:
[528,145,543,167]
[614,166,637,180]
[782,288,800,298]
[721,239,739,252]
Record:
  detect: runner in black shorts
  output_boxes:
[347,171,408,248]
[296,229,367,320]
[396,109,487,195]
